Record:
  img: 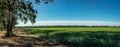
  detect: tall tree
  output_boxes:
[0,0,53,37]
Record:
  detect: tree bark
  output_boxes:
[5,23,16,37]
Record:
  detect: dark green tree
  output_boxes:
[0,0,53,37]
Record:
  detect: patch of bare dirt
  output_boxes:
[0,30,66,47]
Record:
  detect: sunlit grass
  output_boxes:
[30,27,120,32]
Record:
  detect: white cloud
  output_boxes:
[16,20,120,26]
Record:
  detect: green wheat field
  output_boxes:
[24,27,120,47]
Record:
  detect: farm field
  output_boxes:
[24,27,120,47]
[30,27,120,31]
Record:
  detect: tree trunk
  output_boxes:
[0,27,2,31]
[5,23,16,37]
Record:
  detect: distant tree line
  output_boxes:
[15,25,120,28]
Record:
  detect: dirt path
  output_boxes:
[0,30,66,47]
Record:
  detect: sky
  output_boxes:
[17,0,120,26]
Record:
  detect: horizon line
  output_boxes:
[16,20,120,26]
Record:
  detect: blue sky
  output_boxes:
[33,0,120,22]
[17,0,120,26]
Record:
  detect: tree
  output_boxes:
[0,19,5,31]
[0,11,6,31]
[0,0,53,37]
[0,22,3,31]
[0,15,17,31]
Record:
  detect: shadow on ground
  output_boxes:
[0,31,66,47]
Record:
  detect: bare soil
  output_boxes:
[0,30,66,47]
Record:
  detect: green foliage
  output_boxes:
[0,0,53,29]
[24,28,120,47]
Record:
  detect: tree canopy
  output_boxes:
[0,0,53,37]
